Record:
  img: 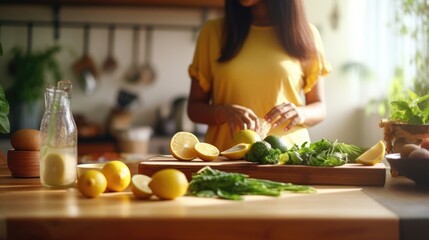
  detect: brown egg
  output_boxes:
[421,138,429,151]
[400,144,420,159]
[408,148,429,159]
[11,129,41,151]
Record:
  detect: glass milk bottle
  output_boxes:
[40,80,78,188]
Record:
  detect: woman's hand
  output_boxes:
[216,104,260,137]
[264,102,306,131]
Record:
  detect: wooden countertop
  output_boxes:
[0,160,428,240]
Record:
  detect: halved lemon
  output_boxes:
[169,131,200,161]
[356,140,386,166]
[221,143,251,160]
[131,174,153,199]
[194,142,219,162]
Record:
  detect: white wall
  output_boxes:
[0,1,385,147]
[303,0,384,147]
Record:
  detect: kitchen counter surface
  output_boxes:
[0,161,428,240]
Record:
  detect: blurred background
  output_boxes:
[0,0,423,155]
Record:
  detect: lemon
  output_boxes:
[148,169,189,200]
[194,142,220,161]
[356,140,386,166]
[232,129,261,146]
[42,153,66,186]
[169,131,200,161]
[131,174,153,199]
[77,170,107,198]
[221,143,251,160]
[101,160,131,192]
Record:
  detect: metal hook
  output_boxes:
[27,22,33,54]
[52,5,61,41]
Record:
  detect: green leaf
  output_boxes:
[0,113,10,134]
[0,41,3,56]
[0,85,10,133]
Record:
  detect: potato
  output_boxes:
[11,129,41,151]
[408,148,429,159]
[400,144,420,159]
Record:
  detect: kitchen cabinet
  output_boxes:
[0,0,224,8]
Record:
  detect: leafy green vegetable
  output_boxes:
[188,167,316,200]
[0,85,10,134]
[285,139,366,166]
[389,91,429,124]
[244,138,366,167]
[244,141,281,165]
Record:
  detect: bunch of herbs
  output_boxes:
[284,139,367,166]
[188,167,315,200]
[389,90,429,124]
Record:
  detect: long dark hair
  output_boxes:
[218,0,316,62]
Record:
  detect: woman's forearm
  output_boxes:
[187,100,220,126]
[297,101,326,127]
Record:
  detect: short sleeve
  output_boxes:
[188,19,223,93]
[303,25,331,93]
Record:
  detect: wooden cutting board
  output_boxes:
[138,156,386,186]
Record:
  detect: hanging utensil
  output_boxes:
[72,25,99,95]
[0,24,3,56]
[138,26,156,86]
[116,89,138,110]
[125,26,141,84]
[27,22,33,54]
[102,25,118,73]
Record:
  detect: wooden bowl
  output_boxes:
[7,149,40,178]
[385,153,429,187]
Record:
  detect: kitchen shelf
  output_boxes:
[0,0,224,9]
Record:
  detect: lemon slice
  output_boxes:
[194,142,220,162]
[42,153,66,186]
[169,131,200,161]
[221,143,251,160]
[131,174,153,199]
[356,140,386,166]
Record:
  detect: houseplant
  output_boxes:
[379,0,429,153]
[6,45,62,131]
[0,41,10,134]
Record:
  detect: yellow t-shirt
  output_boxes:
[189,18,331,151]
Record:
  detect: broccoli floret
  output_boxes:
[244,141,281,165]
[261,148,281,164]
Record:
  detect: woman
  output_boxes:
[187,0,330,151]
